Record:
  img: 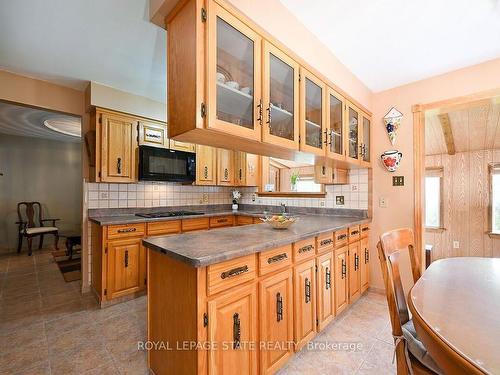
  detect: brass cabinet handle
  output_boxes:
[354,253,359,271]
[337,234,347,241]
[239,168,242,180]
[341,259,346,279]
[124,250,129,268]
[305,278,311,303]
[117,228,137,233]
[351,230,359,236]
[224,168,228,180]
[117,157,122,174]
[362,227,369,232]
[221,265,249,280]
[204,166,208,179]
[320,238,333,246]
[323,130,328,145]
[325,267,331,290]
[233,313,241,349]
[266,106,271,125]
[365,248,369,264]
[267,253,288,264]
[217,218,228,223]
[276,292,283,322]
[299,244,314,253]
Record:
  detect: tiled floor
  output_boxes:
[0,248,394,375]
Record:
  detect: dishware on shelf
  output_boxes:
[240,86,252,95]
[260,213,298,230]
[226,81,240,90]
[216,72,226,83]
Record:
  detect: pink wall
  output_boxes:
[226,0,372,111]
[370,58,500,290]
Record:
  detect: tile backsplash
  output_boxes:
[86,169,368,210]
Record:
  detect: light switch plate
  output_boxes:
[453,241,460,249]
[379,197,388,208]
[393,176,404,186]
[336,196,345,205]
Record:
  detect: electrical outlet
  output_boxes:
[320,201,325,207]
[393,176,405,186]
[453,241,460,249]
[251,193,256,202]
[336,196,344,205]
[379,197,388,208]
[202,193,209,203]
[351,184,358,191]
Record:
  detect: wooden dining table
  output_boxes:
[408,257,500,375]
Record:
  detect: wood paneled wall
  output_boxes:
[425,149,500,261]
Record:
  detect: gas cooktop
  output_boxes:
[135,211,204,219]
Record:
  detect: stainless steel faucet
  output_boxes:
[280,202,286,213]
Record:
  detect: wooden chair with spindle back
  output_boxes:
[17,201,60,256]
[377,228,442,375]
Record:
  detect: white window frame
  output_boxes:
[425,168,444,230]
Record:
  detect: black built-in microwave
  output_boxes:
[138,145,196,182]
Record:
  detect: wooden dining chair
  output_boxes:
[17,202,60,256]
[377,228,442,375]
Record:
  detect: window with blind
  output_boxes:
[425,168,443,229]
[490,164,500,234]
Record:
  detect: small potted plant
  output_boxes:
[231,190,241,211]
[290,172,300,191]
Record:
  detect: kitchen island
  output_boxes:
[143,214,371,375]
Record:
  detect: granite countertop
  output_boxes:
[143,215,370,267]
[89,210,264,226]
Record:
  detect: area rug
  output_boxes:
[52,249,81,282]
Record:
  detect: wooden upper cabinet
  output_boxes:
[360,112,371,167]
[259,269,294,375]
[217,148,235,186]
[99,110,138,183]
[207,0,262,141]
[169,139,196,153]
[314,165,348,185]
[106,237,145,300]
[207,284,258,375]
[348,241,361,303]
[335,246,349,315]
[326,87,345,160]
[360,236,370,293]
[262,41,299,150]
[235,152,259,186]
[345,101,361,164]
[300,68,326,156]
[138,120,168,148]
[293,259,316,350]
[316,251,335,331]
[196,144,217,185]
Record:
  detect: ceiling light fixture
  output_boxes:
[43,118,81,137]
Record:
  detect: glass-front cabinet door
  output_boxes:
[345,101,360,163]
[360,113,371,166]
[326,87,345,160]
[207,2,261,141]
[300,68,325,156]
[262,41,299,149]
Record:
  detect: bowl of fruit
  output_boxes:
[260,213,298,230]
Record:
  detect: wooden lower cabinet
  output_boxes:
[348,241,361,303]
[259,269,294,375]
[334,246,349,314]
[207,283,258,375]
[106,237,146,299]
[316,251,335,331]
[293,259,316,350]
[360,236,370,293]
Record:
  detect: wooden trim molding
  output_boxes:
[413,106,425,270]
[257,192,326,198]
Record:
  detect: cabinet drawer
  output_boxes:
[360,224,370,238]
[334,229,348,248]
[209,215,234,228]
[107,223,145,239]
[146,220,181,236]
[317,232,334,254]
[207,254,257,296]
[259,244,292,276]
[236,215,255,226]
[182,217,209,232]
[293,237,316,263]
[348,226,361,243]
